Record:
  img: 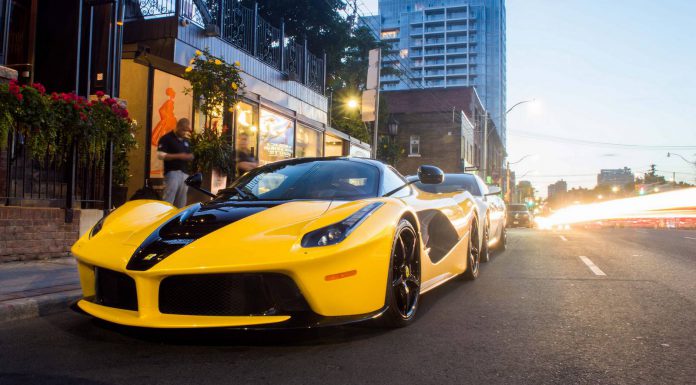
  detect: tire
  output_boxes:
[496,226,507,252]
[480,218,491,263]
[463,219,481,280]
[379,219,421,328]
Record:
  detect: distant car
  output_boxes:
[409,173,507,261]
[507,204,533,228]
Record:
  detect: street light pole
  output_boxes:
[667,152,696,184]
[482,99,535,186]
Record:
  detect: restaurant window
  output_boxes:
[295,124,323,158]
[258,108,294,164]
[234,102,258,175]
[324,134,344,156]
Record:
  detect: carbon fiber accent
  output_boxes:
[158,273,309,316]
[95,267,138,311]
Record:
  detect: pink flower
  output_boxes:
[31,83,46,94]
[95,91,104,98]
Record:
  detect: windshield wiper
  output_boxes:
[233,186,258,200]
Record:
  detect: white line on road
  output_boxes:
[579,256,607,276]
[684,236,696,240]
[559,235,568,242]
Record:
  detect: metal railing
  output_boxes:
[126,1,326,93]
[2,132,106,215]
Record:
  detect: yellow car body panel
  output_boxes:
[72,163,478,329]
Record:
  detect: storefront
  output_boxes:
[119,58,369,198]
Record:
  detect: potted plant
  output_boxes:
[183,48,244,191]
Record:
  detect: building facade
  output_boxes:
[383,87,504,179]
[368,0,506,142]
[597,168,635,190]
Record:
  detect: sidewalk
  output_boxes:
[0,257,81,323]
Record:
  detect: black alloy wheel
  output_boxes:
[380,219,421,328]
[481,218,491,263]
[463,220,480,280]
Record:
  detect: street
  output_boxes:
[1,228,695,385]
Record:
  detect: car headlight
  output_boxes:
[301,202,384,248]
[89,213,109,239]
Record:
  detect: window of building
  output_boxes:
[381,30,398,39]
[234,102,258,175]
[399,49,409,58]
[409,135,420,156]
[324,134,344,156]
[295,124,322,158]
[258,108,294,164]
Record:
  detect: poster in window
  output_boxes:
[258,109,294,164]
[150,70,193,178]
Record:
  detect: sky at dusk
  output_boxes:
[362,0,696,196]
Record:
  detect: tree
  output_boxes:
[240,0,351,80]
[245,1,398,148]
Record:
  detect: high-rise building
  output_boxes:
[367,0,507,142]
[547,180,568,199]
[597,168,635,189]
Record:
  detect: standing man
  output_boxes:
[157,118,194,208]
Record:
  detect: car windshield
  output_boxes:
[414,174,481,196]
[507,204,528,212]
[211,159,380,201]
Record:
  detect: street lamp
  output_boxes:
[667,152,696,166]
[509,154,538,165]
[483,99,536,189]
[387,115,399,136]
[346,98,359,110]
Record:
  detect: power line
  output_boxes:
[509,130,696,150]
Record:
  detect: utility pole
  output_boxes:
[482,112,488,181]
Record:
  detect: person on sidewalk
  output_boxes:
[157,118,194,208]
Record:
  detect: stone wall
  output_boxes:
[0,207,81,262]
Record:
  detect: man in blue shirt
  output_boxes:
[157,118,194,208]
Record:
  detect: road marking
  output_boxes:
[579,256,606,276]
[559,235,568,242]
[684,236,696,240]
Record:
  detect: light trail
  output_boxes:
[536,188,696,229]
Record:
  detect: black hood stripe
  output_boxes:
[126,201,282,271]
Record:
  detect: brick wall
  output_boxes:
[393,111,462,176]
[0,207,81,262]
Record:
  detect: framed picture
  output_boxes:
[149,70,193,178]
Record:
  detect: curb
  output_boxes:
[0,289,82,324]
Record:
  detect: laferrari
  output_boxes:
[71,157,482,328]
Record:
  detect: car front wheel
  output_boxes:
[379,219,421,328]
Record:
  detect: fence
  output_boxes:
[2,132,108,220]
[125,0,326,93]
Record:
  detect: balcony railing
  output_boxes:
[126,0,326,94]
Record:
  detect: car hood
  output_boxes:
[73,199,336,272]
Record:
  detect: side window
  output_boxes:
[383,167,411,198]
[477,176,489,196]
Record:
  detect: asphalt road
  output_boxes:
[1,228,695,385]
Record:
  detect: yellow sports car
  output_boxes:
[72,157,481,328]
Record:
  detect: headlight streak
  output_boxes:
[301,202,385,248]
[535,187,696,229]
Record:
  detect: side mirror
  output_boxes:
[417,165,445,185]
[486,186,502,196]
[185,173,203,188]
